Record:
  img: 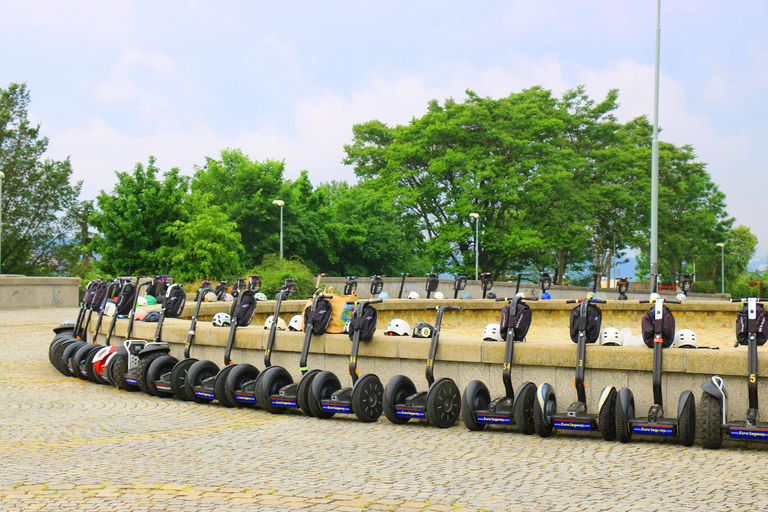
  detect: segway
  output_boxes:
[615,292,695,446]
[383,305,463,428]
[533,275,618,439]
[49,279,102,373]
[309,298,385,422]
[425,273,439,298]
[398,272,411,298]
[699,297,768,448]
[462,274,538,433]
[224,278,297,409]
[481,272,494,299]
[453,273,468,299]
[185,275,260,405]
[616,277,630,300]
[343,276,358,296]
[148,280,214,399]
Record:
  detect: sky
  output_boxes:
[2,1,766,267]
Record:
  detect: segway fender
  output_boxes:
[138,343,171,357]
[512,381,536,413]
[352,373,375,393]
[597,386,616,429]
[676,390,694,421]
[53,321,77,334]
[617,387,634,418]
[537,383,555,424]
[427,376,453,393]
[701,375,728,425]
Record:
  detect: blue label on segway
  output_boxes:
[125,377,137,385]
[477,414,511,424]
[235,393,255,403]
[396,408,426,419]
[321,403,351,413]
[100,372,109,382]
[271,398,296,408]
[80,369,88,377]
[730,427,768,439]
[156,383,170,391]
[195,389,215,399]
[554,419,591,430]
[633,424,674,435]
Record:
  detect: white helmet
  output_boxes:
[212,312,231,327]
[385,319,411,336]
[137,296,148,306]
[255,292,268,301]
[674,329,698,348]
[676,293,687,301]
[288,314,303,331]
[222,293,234,302]
[104,301,117,317]
[515,292,525,298]
[483,323,502,342]
[378,291,389,300]
[407,291,420,300]
[433,291,445,300]
[264,315,287,331]
[461,292,472,299]
[649,293,661,301]
[204,291,218,302]
[600,327,621,346]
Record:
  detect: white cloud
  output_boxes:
[116,51,176,75]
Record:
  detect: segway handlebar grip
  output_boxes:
[426,305,462,312]
[731,298,768,302]
[593,299,607,304]
[525,298,539,302]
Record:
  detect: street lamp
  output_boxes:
[716,242,725,294]
[0,171,4,275]
[272,199,284,260]
[469,212,480,281]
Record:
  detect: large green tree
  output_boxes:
[0,82,90,275]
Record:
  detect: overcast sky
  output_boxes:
[2,1,766,264]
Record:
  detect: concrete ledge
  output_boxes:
[0,275,81,308]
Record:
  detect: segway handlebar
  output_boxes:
[346,299,384,306]
[566,298,606,304]
[495,297,538,302]
[639,299,682,304]
[730,298,768,302]
[425,305,463,312]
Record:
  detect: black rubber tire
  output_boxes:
[214,365,237,407]
[383,375,416,425]
[112,354,140,391]
[224,364,259,408]
[170,358,198,401]
[84,347,102,383]
[615,392,634,443]
[52,339,78,376]
[72,344,98,380]
[678,393,696,447]
[310,371,341,419]
[698,391,723,449]
[60,342,87,377]
[513,384,538,435]
[533,390,555,438]
[185,360,219,404]
[146,355,178,398]
[104,353,118,386]
[461,380,490,431]
[426,379,461,429]
[50,334,75,366]
[599,388,618,441]
[352,374,384,422]
[256,366,294,414]
[136,352,168,396]
[296,369,320,417]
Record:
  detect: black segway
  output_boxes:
[615,292,695,446]
[462,274,538,433]
[49,279,102,374]
[533,275,618,439]
[148,280,214,399]
[185,275,260,405]
[481,272,494,299]
[398,273,411,298]
[383,305,463,428]
[224,278,297,409]
[699,297,768,448]
[616,277,630,300]
[309,298,385,422]
[425,273,439,298]
[453,273,468,299]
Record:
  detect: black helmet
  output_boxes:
[412,322,435,338]
[143,310,162,322]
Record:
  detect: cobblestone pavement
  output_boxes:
[1,308,767,512]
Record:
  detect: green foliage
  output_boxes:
[89,156,190,276]
[159,193,243,284]
[0,82,91,275]
[248,254,315,299]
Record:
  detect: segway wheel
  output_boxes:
[678,393,696,447]
[84,347,102,383]
[296,369,320,417]
[383,375,416,425]
[185,360,219,404]
[72,344,99,380]
[533,390,555,438]
[137,352,169,396]
[112,354,140,392]
[426,378,461,429]
[698,391,723,449]
[352,374,384,423]
[52,339,78,376]
[170,358,198,400]
[103,353,119,386]
[146,354,178,397]
[60,342,87,377]
[310,371,341,419]
[513,383,538,435]
[256,366,294,414]
[214,365,237,407]
[598,387,618,441]
[224,364,260,408]
[615,391,634,443]
[461,380,490,431]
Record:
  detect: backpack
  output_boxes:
[348,303,378,342]
[641,305,675,348]
[231,290,257,327]
[145,277,167,298]
[500,302,532,341]
[309,298,333,335]
[736,304,768,346]
[115,283,137,316]
[90,282,108,311]
[569,303,603,344]
[213,281,229,300]
[164,286,187,319]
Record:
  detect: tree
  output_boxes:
[0,82,89,275]
[90,157,189,276]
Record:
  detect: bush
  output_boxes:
[248,254,316,299]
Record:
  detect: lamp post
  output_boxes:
[272,199,284,260]
[0,171,4,275]
[716,242,725,294]
[469,212,480,281]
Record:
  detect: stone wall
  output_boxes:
[0,275,81,309]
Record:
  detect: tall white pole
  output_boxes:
[475,218,479,281]
[721,245,725,293]
[279,204,283,260]
[650,0,661,291]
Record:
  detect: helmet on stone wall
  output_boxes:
[673,329,697,348]
[212,312,231,327]
[482,323,502,342]
[385,319,411,336]
[288,315,303,331]
[600,327,621,346]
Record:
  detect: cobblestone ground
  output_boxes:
[1,308,766,512]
